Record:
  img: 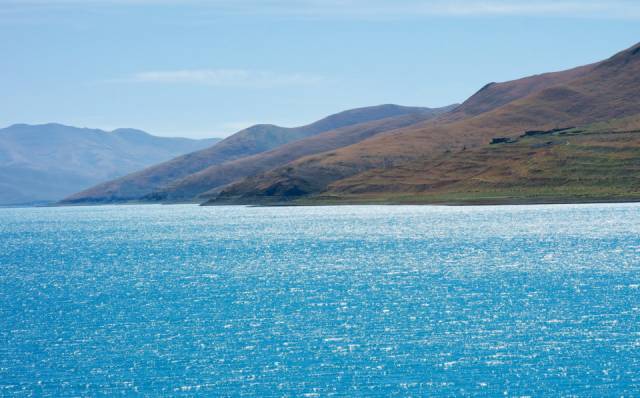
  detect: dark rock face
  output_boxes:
[522,127,575,137]
[490,137,514,145]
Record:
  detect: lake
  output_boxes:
[1,204,639,396]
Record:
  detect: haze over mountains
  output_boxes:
[62,41,640,206]
[0,124,219,205]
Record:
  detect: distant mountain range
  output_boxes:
[0,124,219,205]
[63,41,640,206]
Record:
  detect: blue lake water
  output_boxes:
[1,204,640,396]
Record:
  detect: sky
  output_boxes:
[1,0,640,138]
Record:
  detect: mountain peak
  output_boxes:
[2,123,106,135]
[4,122,70,130]
[110,128,153,138]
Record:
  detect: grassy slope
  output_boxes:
[308,115,640,204]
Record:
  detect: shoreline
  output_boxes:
[5,195,640,209]
[205,195,640,207]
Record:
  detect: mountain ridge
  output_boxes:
[62,104,452,204]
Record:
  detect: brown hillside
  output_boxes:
[209,42,640,203]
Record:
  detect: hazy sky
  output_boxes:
[2,0,640,138]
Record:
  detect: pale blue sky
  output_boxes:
[2,0,640,138]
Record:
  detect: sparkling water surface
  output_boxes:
[1,204,640,396]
